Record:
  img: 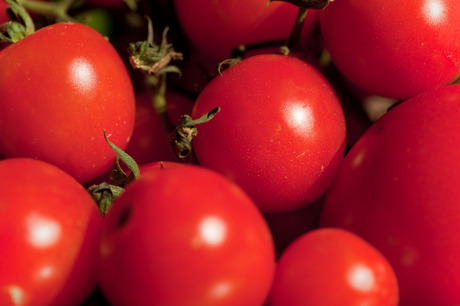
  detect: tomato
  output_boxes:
[172,0,319,61]
[267,228,399,306]
[320,84,460,305]
[319,0,460,100]
[0,22,135,183]
[124,92,178,167]
[98,164,276,305]
[74,8,115,38]
[0,158,103,306]
[263,197,324,259]
[191,54,346,213]
[165,90,195,126]
[0,0,8,24]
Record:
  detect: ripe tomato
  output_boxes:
[267,228,399,306]
[320,0,460,100]
[320,84,460,305]
[263,197,324,259]
[191,54,346,213]
[0,0,8,24]
[165,90,195,126]
[172,0,319,61]
[124,92,178,166]
[0,158,103,306]
[98,164,276,305]
[0,22,135,183]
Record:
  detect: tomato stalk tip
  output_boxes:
[128,18,183,77]
[173,107,220,159]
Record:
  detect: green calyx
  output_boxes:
[128,17,183,77]
[88,130,141,216]
[0,0,34,43]
[174,107,220,159]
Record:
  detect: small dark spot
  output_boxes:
[117,206,132,228]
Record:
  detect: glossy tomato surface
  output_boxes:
[267,228,399,306]
[321,84,460,305]
[0,158,103,306]
[191,54,346,213]
[172,0,318,61]
[98,164,276,305]
[320,0,460,100]
[0,22,135,183]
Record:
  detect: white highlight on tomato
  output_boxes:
[284,103,315,137]
[423,0,446,25]
[36,265,55,280]
[26,212,62,249]
[69,57,97,93]
[347,264,376,292]
[199,216,227,247]
[209,281,233,299]
[4,285,27,306]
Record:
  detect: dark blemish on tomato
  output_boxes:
[117,206,132,228]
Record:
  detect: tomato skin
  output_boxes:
[191,54,346,213]
[0,22,135,183]
[98,164,276,305]
[267,228,399,306]
[263,197,324,259]
[320,84,460,305]
[165,90,195,126]
[172,0,318,61]
[320,0,460,100]
[0,158,103,306]
[124,93,178,166]
[0,0,8,24]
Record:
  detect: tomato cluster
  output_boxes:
[1,0,460,305]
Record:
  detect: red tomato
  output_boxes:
[191,54,346,213]
[0,0,8,24]
[320,0,460,100]
[124,93,178,166]
[320,84,460,305]
[0,22,135,183]
[98,164,276,305]
[165,90,195,126]
[172,0,319,61]
[263,197,324,259]
[267,228,399,306]
[0,158,103,306]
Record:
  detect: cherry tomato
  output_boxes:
[320,0,460,100]
[172,0,319,61]
[124,92,178,166]
[320,84,460,305]
[267,228,399,306]
[263,197,324,259]
[74,8,115,38]
[0,158,103,306]
[0,0,8,24]
[165,90,195,126]
[0,22,135,183]
[191,54,346,213]
[98,164,276,305]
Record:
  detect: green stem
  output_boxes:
[150,73,176,135]
[16,0,76,22]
